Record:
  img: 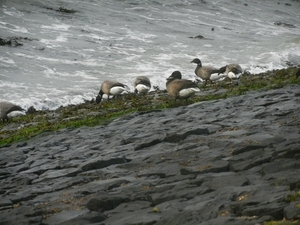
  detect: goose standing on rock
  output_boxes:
[96,80,129,103]
[134,76,151,94]
[190,58,219,86]
[218,64,243,83]
[0,101,25,123]
[166,71,200,100]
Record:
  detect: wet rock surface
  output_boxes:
[0,84,300,225]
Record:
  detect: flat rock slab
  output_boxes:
[1,84,300,225]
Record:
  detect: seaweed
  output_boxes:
[0,67,300,147]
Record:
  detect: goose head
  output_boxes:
[190,58,202,66]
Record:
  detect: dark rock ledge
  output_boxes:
[0,84,300,225]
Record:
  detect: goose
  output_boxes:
[166,71,200,99]
[218,64,243,83]
[96,80,129,103]
[134,76,151,94]
[209,73,227,82]
[190,58,219,86]
[0,101,25,123]
[194,71,227,85]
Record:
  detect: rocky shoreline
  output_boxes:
[1,83,300,225]
[1,67,299,147]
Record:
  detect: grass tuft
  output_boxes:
[264,221,300,225]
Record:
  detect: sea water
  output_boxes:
[0,0,300,110]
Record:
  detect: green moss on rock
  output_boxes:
[0,66,299,147]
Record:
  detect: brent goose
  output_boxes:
[134,76,151,94]
[166,71,200,99]
[0,101,24,122]
[96,80,129,103]
[218,64,243,83]
[190,58,219,86]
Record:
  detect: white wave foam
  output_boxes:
[3,7,24,18]
[39,39,61,48]
[41,24,71,31]
[14,53,102,67]
[82,49,96,52]
[82,33,103,40]
[1,87,96,111]
[0,57,15,64]
[42,68,97,80]
[55,35,68,42]
[0,22,28,33]
[0,81,27,89]
[125,29,156,43]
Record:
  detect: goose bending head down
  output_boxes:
[190,58,219,86]
[0,101,25,123]
[96,80,129,103]
[218,64,243,83]
[209,73,227,82]
[134,76,151,94]
[166,71,200,99]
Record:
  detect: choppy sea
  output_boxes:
[1,0,300,110]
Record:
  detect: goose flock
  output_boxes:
[95,57,243,102]
[1,58,243,122]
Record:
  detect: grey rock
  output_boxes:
[87,195,131,212]
[180,159,229,175]
[81,157,131,171]
[284,201,300,220]
[0,84,300,224]
[0,198,13,210]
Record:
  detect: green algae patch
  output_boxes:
[1,67,300,147]
[264,221,300,225]
[285,191,300,203]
